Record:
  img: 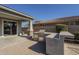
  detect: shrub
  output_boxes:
[56,24,68,33]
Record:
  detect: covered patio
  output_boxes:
[0,5,46,55]
[0,5,33,37]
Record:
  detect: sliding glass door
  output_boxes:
[4,21,17,35]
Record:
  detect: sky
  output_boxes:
[4,4,79,21]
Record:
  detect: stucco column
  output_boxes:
[17,21,22,36]
[29,20,33,37]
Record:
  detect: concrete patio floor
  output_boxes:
[0,36,45,55]
[64,42,79,55]
[0,36,79,55]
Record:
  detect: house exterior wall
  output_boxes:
[33,24,56,32]
[0,5,33,36]
[34,18,79,33]
[34,24,79,34]
[68,25,79,33]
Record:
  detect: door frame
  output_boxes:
[2,19,18,36]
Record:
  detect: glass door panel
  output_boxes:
[4,21,17,35]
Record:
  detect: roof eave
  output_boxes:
[0,5,33,20]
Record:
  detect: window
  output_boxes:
[21,21,29,28]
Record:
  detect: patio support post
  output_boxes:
[29,20,33,37]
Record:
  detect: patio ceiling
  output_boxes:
[0,11,32,21]
[0,5,33,21]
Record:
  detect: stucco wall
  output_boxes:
[34,24,79,34]
[68,25,79,33]
[45,26,56,32]
[34,25,56,32]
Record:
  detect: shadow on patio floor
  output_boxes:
[29,41,46,54]
[20,36,46,54]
